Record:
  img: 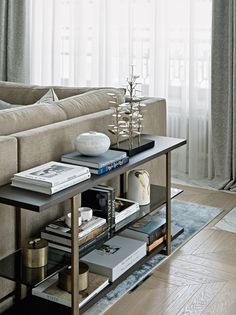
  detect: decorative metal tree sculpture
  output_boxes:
[108,65,154,156]
[121,65,146,149]
[107,93,126,148]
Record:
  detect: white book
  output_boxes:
[11,172,91,195]
[81,235,146,282]
[12,161,90,187]
[32,272,109,309]
[114,197,140,224]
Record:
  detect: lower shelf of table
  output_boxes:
[0,185,182,287]
[2,225,184,315]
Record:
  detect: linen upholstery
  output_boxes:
[0,103,67,136]
[0,136,17,302]
[0,81,125,105]
[56,88,125,119]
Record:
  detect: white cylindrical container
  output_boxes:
[127,169,150,205]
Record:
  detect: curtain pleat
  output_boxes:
[211,0,236,190]
[0,0,29,82]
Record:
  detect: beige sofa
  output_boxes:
[0,81,166,312]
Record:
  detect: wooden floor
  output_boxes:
[104,184,236,315]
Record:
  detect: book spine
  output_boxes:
[48,230,109,254]
[82,188,112,230]
[62,152,127,168]
[14,167,89,187]
[44,223,107,247]
[50,172,91,194]
[148,225,166,244]
[90,156,129,174]
[147,235,165,252]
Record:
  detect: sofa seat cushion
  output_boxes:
[0,103,67,136]
[56,88,125,119]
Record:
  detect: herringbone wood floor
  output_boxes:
[104,184,236,315]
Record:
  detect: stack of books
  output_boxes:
[119,211,167,252]
[11,161,91,195]
[81,185,140,232]
[61,149,129,175]
[41,214,108,256]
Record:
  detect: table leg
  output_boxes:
[120,173,127,196]
[166,151,171,255]
[71,196,79,315]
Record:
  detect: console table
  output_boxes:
[0,135,186,315]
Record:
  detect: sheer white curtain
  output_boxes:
[29,0,212,181]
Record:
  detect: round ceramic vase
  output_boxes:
[75,131,111,156]
[127,169,150,205]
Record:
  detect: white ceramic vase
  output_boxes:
[75,131,111,156]
[127,169,150,205]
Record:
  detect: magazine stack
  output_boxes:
[11,161,91,195]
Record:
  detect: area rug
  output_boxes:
[214,206,236,233]
[84,199,224,315]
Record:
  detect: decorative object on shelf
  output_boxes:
[59,263,89,292]
[23,238,48,268]
[78,207,93,222]
[25,265,48,284]
[65,211,82,228]
[75,131,111,156]
[127,169,150,205]
[109,65,155,156]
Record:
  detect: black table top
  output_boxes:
[0,135,186,212]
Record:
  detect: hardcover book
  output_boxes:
[42,222,108,247]
[81,235,146,282]
[32,272,109,309]
[48,229,109,257]
[12,161,90,187]
[61,149,127,168]
[114,197,140,224]
[119,212,166,244]
[42,215,107,242]
[89,156,129,175]
[81,187,114,229]
[11,172,91,195]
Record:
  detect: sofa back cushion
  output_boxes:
[0,103,67,136]
[0,81,125,105]
[56,88,125,119]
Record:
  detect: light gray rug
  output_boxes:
[84,199,223,315]
[214,206,236,233]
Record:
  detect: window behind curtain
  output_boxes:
[29,0,212,181]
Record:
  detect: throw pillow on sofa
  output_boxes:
[34,88,59,104]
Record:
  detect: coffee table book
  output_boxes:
[119,212,166,244]
[42,223,108,248]
[11,161,90,187]
[61,149,127,168]
[81,235,146,282]
[42,215,107,240]
[11,172,91,195]
[114,197,139,224]
[32,272,109,309]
